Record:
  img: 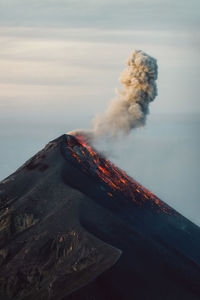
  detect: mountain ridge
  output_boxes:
[0,134,199,300]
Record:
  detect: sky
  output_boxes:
[0,0,200,225]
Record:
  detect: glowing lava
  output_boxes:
[65,134,175,215]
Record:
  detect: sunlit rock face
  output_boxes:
[0,134,199,300]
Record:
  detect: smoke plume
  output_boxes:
[69,50,158,141]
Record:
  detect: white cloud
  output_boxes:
[0,26,199,119]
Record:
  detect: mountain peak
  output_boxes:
[0,134,199,300]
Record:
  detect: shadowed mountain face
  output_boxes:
[0,134,199,300]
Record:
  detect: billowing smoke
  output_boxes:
[93,50,158,137]
[69,50,158,142]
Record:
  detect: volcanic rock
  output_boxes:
[0,134,199,300]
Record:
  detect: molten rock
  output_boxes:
[0,135,200,300]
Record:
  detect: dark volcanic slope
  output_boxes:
[0,134,199,300]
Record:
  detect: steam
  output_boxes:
[69,50,158,141]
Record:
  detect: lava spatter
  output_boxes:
[64,134,175,216]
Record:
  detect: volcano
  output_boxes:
[0,134,199,300]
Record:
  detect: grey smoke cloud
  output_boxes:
[92,50,158,137]
[69,50,158,141]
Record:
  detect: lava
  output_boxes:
[66,134,175,215]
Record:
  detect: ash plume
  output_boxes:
[69,50,158,141]
[93,50,158,137]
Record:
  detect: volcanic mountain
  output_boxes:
[0,134,199,300]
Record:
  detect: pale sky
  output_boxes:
[0,0,199,30]
[0,0,200,121]
[0,0,200,225]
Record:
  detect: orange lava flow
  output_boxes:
[67,134,175,215]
